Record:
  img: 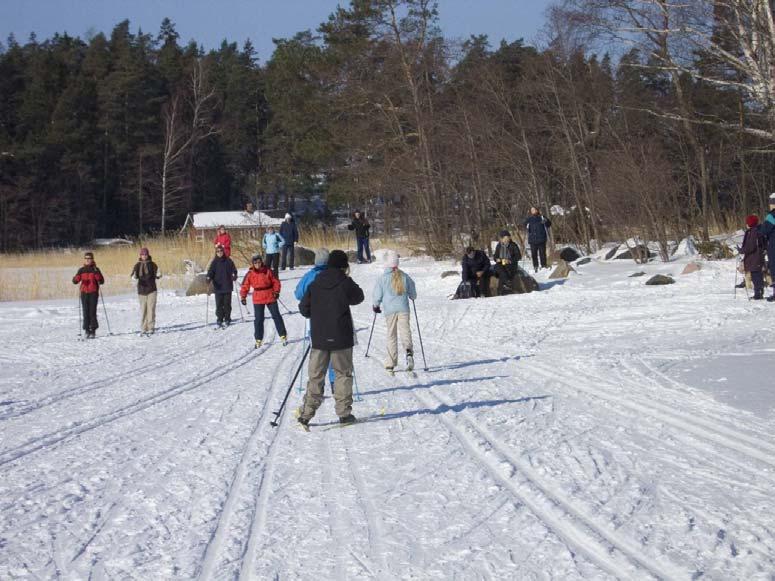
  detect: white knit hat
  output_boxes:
[285,213,292,220]
[385,250,399,268]
[314,248,330,266]
[769,192,775,204]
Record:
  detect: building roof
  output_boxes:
[182,211,284,231]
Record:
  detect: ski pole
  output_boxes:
[297,321,308,394]
[734,257,739,299]
[278,297,292,315]
[99,289,112,335]
[77,291,83,339]
[364,311,377,357]
[271,343,311,427]
[235,289,245,323]
[352,364,362,402]
[206,292,210,326]
[411,299,428,371]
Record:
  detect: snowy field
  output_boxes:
[1,252,774,580]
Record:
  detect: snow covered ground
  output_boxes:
[1,252,774,580]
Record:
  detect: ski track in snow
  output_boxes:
[2,256,775,579]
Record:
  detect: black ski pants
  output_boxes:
[751,271,765,298]
[214,292,232,324]
[495,264,517,296]
[253,302,287,340]
[80,292,99,331]
[531,243,548,270]
[281,244,295,269]
[265,253,280,278]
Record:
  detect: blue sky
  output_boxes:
[1,0,553,61]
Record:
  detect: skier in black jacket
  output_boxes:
[461,246,491,297]
[493,231,522,295]
[298,249,364,427]
[347,210,372,263]
[206,245,238,327]
[523,207,552,272]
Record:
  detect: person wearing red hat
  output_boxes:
[131,247,162,335]
[741,215,766,300]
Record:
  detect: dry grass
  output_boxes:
[0,231,424,301]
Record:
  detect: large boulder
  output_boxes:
[645,274,675,286]
[488,268,539,296]
[629,271,646,278]
[615,244,652,263]
[681,262,702,275]
[294,245,316,266]
[559,247,582,262]
[604,246,618,260]
[549,259,575,279]
[186,273,212,296]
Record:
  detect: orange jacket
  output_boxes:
[240,266,281,305]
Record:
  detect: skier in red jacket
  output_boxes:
[240,254,287,347]
[213,225,232,257]
[72,251,105,338]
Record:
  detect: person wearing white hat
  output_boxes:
[280,213,299,270]
[372,250,417,372]
[760,193,775,301]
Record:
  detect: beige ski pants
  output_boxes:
[301,347,354,420]
[139,292,157,332]
[384,312,413,368]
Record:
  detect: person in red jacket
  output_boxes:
[240,254,287,347]
[72,251,105,338]
[213,225,232,257]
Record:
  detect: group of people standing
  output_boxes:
[740,193,775,301]
[460,207,552,298]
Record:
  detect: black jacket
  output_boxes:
[523,214,551,245]
[347,217,370,238]
[462,250,491,281]
[493,241,522,265]
[279,220,299,244]
[206,255,238,294]
[299,268,364,350]
[131,259,159,296]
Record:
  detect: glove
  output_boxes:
[131,274,138,281]
[241,298,247,306]
[373,306,381,313]
[273,291,280,299]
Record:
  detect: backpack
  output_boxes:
[453,281,474,300]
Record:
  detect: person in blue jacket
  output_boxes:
[759,193,775,302]
[372,250,417,372]
[262,225,285,278]
[294,248,336,388]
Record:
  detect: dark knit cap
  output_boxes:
[328,249,349,269]
[499,230,511,238]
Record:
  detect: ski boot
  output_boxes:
[339,414,357,425]
[298,416,310,431]
[255,339,262,349]
[406,349,415,371]
[280,335,288,346]
[385,364,395,376]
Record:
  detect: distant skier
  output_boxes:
[240,254,287,347]
[294,248,336,389]
[493,230,522,295]
[72,251,104,338]
[759,193,775,302]
[213,225,232,258]
[298,250,364,428]
[372,250,417,373]
[523,207,551,272]
[740,215,767,300]
[280,213,299,271]
[206,244,238,327]
[347,210,372,263]
[262,225,285,278]
[461,246,491,298]
[131,247,161,335]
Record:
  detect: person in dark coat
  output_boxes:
[347,210,372,263]
[741,215,767,300]
[206,245,238,326]
[279,213,299,271]
[759,193,775,301]
[523,207,552,272]
[461,246,491,297]
[493,230,522,296]
[131,247,161,335]
[298,249,364,427]
[73,251,105,338]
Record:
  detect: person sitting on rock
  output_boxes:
[461,246,491,298]
[493,230,522,295]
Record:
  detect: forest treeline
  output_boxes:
[2,0,775,256]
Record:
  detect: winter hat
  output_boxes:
[465,246,475,254]
[314,248,330,266]
[769,192,775,205]
[746,215,759,228]
[385,249,399,268]
[84,252,94,259]
[251,253,263,263]
[139,247,149,256]
[285,213,292,220]
[328,249,349,270]
[499,230,511,238]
